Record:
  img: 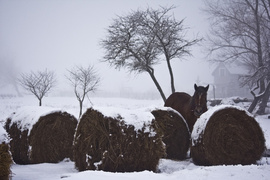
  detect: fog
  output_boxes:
[0,0,213,99]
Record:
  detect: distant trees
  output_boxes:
[204,0,270,114]
[101,6,200,102]
[0,57,21,97]
[66,65,100,118]
[18,69,56,106]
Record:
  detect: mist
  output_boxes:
[0,0,213,99]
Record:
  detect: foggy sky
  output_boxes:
[0,0,213,98]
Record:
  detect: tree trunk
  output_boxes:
[257,84,270,115]
[79,100,83,118]
[166,59,175,94]
[248,82,270,114]
[38,98,42,106]
[147,69,166,102]
[248,96,260,113]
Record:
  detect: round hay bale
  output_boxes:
[0,143,12,180]
[73,107,165,172]
[191,105,266,166]
[5,118,29,164]
[5,106,77,164]
[0,125,12,180]
[151,108,190,160]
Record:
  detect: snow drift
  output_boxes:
[191,105,265,166]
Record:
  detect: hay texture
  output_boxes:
[0,125,12,180]
[191,105,265,166]
[151,108,190,160]
[73,107,165,172]
[5,106,77,164]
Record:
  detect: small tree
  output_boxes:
[66,65,100,118]
[18,69,56,106]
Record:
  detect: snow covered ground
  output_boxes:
[1,95,270,180]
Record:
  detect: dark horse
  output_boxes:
[164,84,209,132]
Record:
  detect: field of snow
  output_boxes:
[1,95,270,180]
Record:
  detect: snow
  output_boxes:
[10,158,270,180]
[0,96,269,180]
[7,106,75,136]
[92,106,187,134]
[0,123,9,143]
[92,106,155,132]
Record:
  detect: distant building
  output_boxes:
[212,63,251,98]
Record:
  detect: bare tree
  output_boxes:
[66,65,100,118]
[142,6,201,93]
[18,69,56,106]
[204,0,270,114]
[101,6,200,101]
[101,9,165,101]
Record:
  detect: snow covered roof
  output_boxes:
[212,63,249,76]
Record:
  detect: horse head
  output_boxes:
[192,84,209,118]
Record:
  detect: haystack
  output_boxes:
[5,106,77,164]
[0,126,12,180]
[151,108,190,160]
[191,105,265,166]
[73,107,165,172]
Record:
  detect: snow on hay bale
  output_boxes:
[151,108,190,160]
[5,106,77,164]
[191,105,265,166]
[73,107,165,172]
[0,125,12,180]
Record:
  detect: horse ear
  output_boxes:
[205,85,209,91]
[194,84,198,90]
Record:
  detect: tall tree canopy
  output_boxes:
[101,6,200,101]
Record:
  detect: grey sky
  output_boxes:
[0,0,213,97]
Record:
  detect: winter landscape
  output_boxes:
[1,0,270,179]
[1,95,270,180]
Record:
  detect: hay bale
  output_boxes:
[191,105,265,166]
[0,143,12,180]
[0,125,12,180]
[151,108,190,160]
[73,107,165,172]
[5,118,29,164]
[5,106,77,164]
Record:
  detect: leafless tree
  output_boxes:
[18,69,56,106]
[66,65,100,118]
[204,0,270,114]
[142,6,201,93]
[101,6,200,102]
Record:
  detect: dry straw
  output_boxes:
[73,108,165,172]
[151,108,190,160]
[0,143,12,180]
[5,111,77,164]
[191,107,265,166]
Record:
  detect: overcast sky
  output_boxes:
[0,0,213,98]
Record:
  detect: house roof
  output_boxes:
[212,63,248,76]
